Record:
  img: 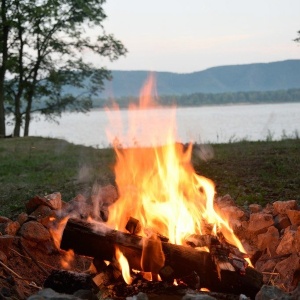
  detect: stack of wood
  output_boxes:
[60,217,263,299]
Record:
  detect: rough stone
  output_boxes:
[62,194,92,219]
[127,292,149,300]
[0,235,14,256]
[273,200,298,215]
[17,212,28,226]
[295,227,300,253]
[275,253,300,287]
[218,205,245,229]
[182,293,217,300]
[274,214,291,231]
[291,283,300,300]
[0,221,20,236]
[214,194,235,209]
[249,204,262,213]
[257,259,277,274]
[247,213,274,235]
[0,250,7,263]
[25,193,62,214]
[44,192,62,210]
[30,205,54,220]
[90,185,119,221]
[292,269,300,290]
[262,203,274,215]
[19,221,51,242]
[286,209,300,226]
[276,227,297,255]
[98,184,118,206]
[255,284,292,300]
[27,288,96,300]
[0,216,11,223]
[26,195,51,214]
[257,226,279,255]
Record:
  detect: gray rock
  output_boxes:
[27,288,96,300]
[182,293,217,300]
[126,292,149,300]
[255,284,292,300]
[274,214,291,231]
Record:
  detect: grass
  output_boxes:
[0,136,299,217]
[193,139,300,206]
[0,137,115,216]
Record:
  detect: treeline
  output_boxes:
[93,88,300,108]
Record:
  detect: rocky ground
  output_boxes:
[0,187,300,299]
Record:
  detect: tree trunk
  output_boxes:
[14,7,26,138]
[24,100,31,137]
[23,85,34,137]
[13,110,22,137]
[61,218,263,299]
[24,56,40,137]
[0,0,9,138]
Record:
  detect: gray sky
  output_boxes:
[91,0,300,73]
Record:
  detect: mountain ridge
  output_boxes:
[99,59,300,98]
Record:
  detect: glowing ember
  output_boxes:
[105,74,251,276]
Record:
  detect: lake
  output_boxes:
[8,102,300,148]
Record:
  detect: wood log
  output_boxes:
[60,218,263,298]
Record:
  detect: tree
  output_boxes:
[0,0,10,137]
[295,30,300,43]
[0,0,127,137]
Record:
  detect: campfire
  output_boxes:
[60,74,261,297]
[1,75,300,299]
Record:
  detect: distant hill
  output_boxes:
[100,60,300,98]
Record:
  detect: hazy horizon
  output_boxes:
[107,58,300,74]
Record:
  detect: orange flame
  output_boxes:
[106,74,249,267]
[61,249,74,269]
[49,216,69,249]
[115,247,132,284]
[48,216,75,268]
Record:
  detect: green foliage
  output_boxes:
[92,88,300,108]
[0,0,127,136]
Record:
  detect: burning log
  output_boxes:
[60,218,263,298]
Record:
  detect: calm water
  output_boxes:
[9,103,300,148]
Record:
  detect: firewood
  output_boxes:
[60,218,263,298]
[43,270,94,294]
[125,217,141,234]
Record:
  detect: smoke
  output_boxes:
[193,143,214,162]
[77,164,93,183]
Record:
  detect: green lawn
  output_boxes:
[0,137,299,217]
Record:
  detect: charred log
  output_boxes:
[44,270,94,294]
[60,218,263,299]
